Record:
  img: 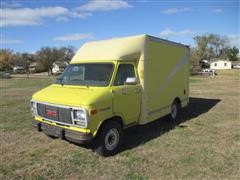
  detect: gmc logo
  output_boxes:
[46,109,57,117]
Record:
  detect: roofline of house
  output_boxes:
[210,59,232,63]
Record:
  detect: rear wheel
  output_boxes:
[95,121,123,156]
[169,100,181,121]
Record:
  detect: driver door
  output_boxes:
[112,63,141,125]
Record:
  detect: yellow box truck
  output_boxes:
[31,34,189,156]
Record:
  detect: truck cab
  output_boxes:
[31,61,142,156]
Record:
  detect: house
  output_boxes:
[29,62,45,73]
[210,59,232,70]
[29,62,38,73]
[13,66,25,73]
[52,61,68,74]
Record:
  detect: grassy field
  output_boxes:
[0,70,239,179]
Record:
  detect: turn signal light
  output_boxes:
[90,109,98,115]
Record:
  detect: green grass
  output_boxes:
[0,71,239,179]
[1,78,55,132]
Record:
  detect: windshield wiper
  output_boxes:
[74,80,89,88]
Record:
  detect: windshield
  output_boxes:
[56,63,114,86]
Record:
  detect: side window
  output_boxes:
[114,64,135,86]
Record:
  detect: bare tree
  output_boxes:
[36,47,60,75]
[59,46,75,63]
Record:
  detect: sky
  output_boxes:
[1,0,239,53]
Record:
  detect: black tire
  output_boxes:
[169,100,182,122]
[95,121,123,157]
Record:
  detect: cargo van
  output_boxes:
[31,34,189,156]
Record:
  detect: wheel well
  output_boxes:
[174,97,181,107]
[96,116,124,137]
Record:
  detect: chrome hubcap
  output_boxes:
[104,128,119,151]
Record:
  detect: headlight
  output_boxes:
[72,109,88,128]
[73,110,86,120]
[30,101,37,116]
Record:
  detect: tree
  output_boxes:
[190,48,201,74]
[59,46,75,62]
[35,46,75,75]
[219,47,230,59]
[21,53,35,77]
[0,49,14,71]
[193,33,229,61]
[191,33,234,70]
[11,52,34,67]
[208,34,228,58]
[11,52,24,67]
[193,35,209,60]
[227,46,239,61]
[36,47,63,75]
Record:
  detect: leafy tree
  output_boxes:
[0,49,14,71]
[227,46,239,61]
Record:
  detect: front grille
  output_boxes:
[37,103,72,124]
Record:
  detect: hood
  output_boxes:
[32,84,110,107]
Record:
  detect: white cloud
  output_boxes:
[0,7,69,27]
[161,7,192,15]
[159,28,194,38]
[1,1,132,27]
[76,0,132,12]
[68,11,92,19]
[212,8,223,14]
[227,34,240,48]
[1,39,23,44]
[55,12,92,22]
[54,33,94,41]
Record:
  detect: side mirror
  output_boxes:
[125,77,138,85]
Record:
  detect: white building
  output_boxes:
[52,61,68,74]
[210,60,232,70]
[13,66,25,73]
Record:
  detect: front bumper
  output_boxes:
[32,120,93,144]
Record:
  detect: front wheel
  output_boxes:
[95,121,123,156]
